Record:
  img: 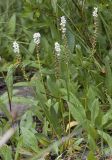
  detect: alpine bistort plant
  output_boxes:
[1,1,112,159]
[60,16,70,65]
[33,32,43,79]
[60,16,66,39]
[13,41,28,81]
[60,16,71,138]
[93,7,98,17]
[54,42,61,79]
[55,42,61,57]
[13,41,21,66]
[13,41,20,54]
[33,32,41,45]
[92,7,98,55]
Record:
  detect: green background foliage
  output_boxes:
[0,0,112,159]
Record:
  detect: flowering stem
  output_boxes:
[54,54,60,79]
[54,42,66,132]
[90,7,103,71]
[13,41,28,81]
[36,45,47,101]
[60,15,71,139]
[20,62,29,81]
[16,54,29,81]
[91,7,98,56]
[63,35,71,142]
[92,16,98,56]
[36,45,43,80]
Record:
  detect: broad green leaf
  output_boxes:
[90,99,99,125]
[51,0,57,13]
[87,151,97,160]
[31,76,47,107]
[0,98,12,120]
[14,82,30,87]
[98,130,112,147]
[47,76,59,97]
[5,64,14,105]
[46,99,62,136]
[50,23,58,40]
[20,111,35,131]
[68,102,86,124]
[36,133,50,146]
[7,13,16,34]
[87,87,98,110]
[102,109,112,126]
[86,121,97,140]
[88,134,97,151]
[105,58,112,95]
[28,40,36,54]
[21,127,39,153]
[107,94,112,109]
[68,94,86,125]
[12,96,37,107]
[67,29,75,53]
[0,145,13,160]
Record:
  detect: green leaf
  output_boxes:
[47,76,59,97]
[0,145,13,160]
[90,99,99,125]
[36,133,50,146]
[86,121,97,140]
[46,99,62,137]
[98,130,112,148]
[28,40,36,54]
[102,109,112,126]
[12,96,37,107]
[50,23,58,40]
[7,13,16,35]
[105,59,112,95]
[21,127,39,153]
[67,29,75,53]
[87,87,98,110]
[0,98,12,120]
[107,94,112,109]
[87,151,97,160]
[68,93,86,124]
[5,64,14,103]
[51,0,57,13]
[20,111,35,131]
[88,134,97,151]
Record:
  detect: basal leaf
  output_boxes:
[98,130,112,148]
[7,13,16,35]
[0,145,13,160]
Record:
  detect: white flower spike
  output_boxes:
[93,7,98,17]
[13,41,20,54]
[33,32,41,45]
[55,42,61,56]
[60,16,66,34]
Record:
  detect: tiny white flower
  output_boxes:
[13,41,19,54]
[60,16,66,25]
[60,16,66,34]
[33,32,41,45]
[93,7,98,17]
[55,42,61,56]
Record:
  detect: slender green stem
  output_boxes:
[63,35,71,137]
[54,52,65,133]
[36,46,43,81]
